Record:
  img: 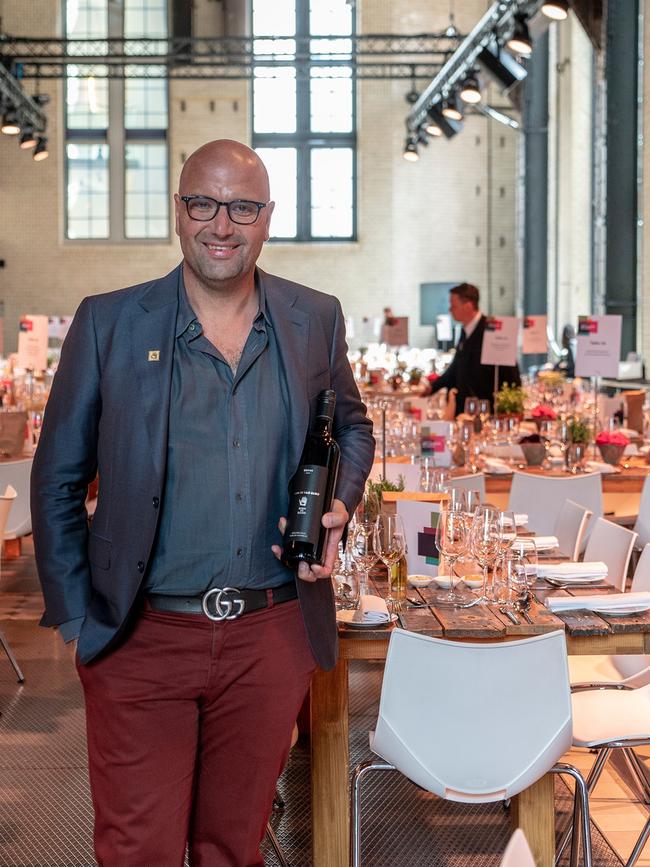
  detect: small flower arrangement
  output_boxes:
[532,404,557,420]
[494,383,525,416]
[568,418,591,444]
[596,431,630,447]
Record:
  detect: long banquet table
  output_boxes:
[309,571,650,867]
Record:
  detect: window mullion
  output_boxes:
[108,1,124,242]
[296,0,310,240]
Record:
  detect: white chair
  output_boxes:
[500,829,536,867]
[370,461,420,491]
[447,472,486,501]
[582,517,637,592]
[0,485,23,683]
[557,685,650,866]
[633,475,650,550]
[507,471,603,538]
[350,629,591,866]
[569,544,650,690]
[554,499,593,560]
[0,457,33,540]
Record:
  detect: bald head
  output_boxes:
[179,139,271,200]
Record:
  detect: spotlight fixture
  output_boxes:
[459,71,481,104]
[441,94,463,122]
[507,15,533,57]
[478,43,528,94]
[425,120,442,137]
[403,137,419,162]
[33,136,49,161]
[416,128,431,147]
[427,105,462,140]
[19,127,37,149]
[1,110,20,135]
[541,0,569,20]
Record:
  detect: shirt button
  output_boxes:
[235,493,243,502]
[236,548,244,558]
[152,497,160,508]
[233,439,241,448]
[189,323,196,332]
[137,561,145,573]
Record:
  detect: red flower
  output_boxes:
[532,404,557,420]
[596,431,630,446]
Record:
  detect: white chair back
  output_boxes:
[500,829,536,867]
[446,472,486,502]
[634,475,650,549]
[0,458,32,539]
[371,629,572,802]
[0,485,17,555]
[631,544,650,592]
[583,517,637,591]
[507,471,603,538]
[554,499,593,560]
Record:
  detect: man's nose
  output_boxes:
[211,205,235,234]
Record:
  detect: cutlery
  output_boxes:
[545,578,604,588]
[499,606,520,625]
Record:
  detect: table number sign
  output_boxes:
[396,500,442,577]
[522,314,548,354]
[480,315,519,366]
[17,315,48,372]
[575,315,622,378]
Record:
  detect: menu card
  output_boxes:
[396,500,442,577]
[522,315,548,354]
[480,316,519,366]
[575,315,622,378]
[420,421,453,467]
[17,315,48,372]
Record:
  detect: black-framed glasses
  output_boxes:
[180,195,267,225]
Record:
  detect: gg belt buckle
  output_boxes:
[201,587,245,621]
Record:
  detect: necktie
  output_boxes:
[457,328,467,351]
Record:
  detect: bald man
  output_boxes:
[31,140,374,866]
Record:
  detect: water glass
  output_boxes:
[373,515,406,609]
[441,485,466,512]
[434,509,468,604]
[350,521,377,596]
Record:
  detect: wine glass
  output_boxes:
[512,538,538,611]
[356,489,380,523]
[464,489,482,518]
[441,485,465,512]
[497,510,518,554]
[468,506,501,604]
[478,399,491,429]
[464,397,479,420]
[350,521,377,597]
[434,508,468,604]
[374,515,406,610]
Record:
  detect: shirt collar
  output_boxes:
[175,272,271,338]
[463,310,482,339]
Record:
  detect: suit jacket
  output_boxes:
[431,315,521,415]
[30,265,375,671]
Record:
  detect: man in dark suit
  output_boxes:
[422,283,521,415]
[31,139,374,866]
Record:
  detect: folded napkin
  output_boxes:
[515,513,529,526]
[537,561,608,579]
[531,535,559,549]
[585,460,619,475]
[547,591,650,613]
[482,457,512,474]
[353,594,390,623]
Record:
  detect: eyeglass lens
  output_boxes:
[184,197,262,224]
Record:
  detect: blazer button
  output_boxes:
[137,561,145,573]
[152,497,160,508]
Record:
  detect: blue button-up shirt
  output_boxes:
[145,277,293,593]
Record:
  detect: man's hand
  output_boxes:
[271,498,349,582]
[419,380,432,397]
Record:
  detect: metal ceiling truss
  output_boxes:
[0,33,463,80]
[0,63,47,131]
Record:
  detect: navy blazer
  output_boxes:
[31,265,375,670]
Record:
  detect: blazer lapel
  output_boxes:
[130,266,180,485]
[260,269,310,477]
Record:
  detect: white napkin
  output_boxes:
[585,460,619,474]
[484,444,524,460]
[547,591,650,613]
[482,457,512,474]
[537,561,608,579]
[531,535,559,550]
[515,513,529,526]
[353,594,390,623]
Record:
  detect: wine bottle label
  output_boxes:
[286,465,329,543]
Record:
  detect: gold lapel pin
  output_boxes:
[148,350,160,362]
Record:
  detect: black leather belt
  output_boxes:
[147,582,298,622]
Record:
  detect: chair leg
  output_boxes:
[266,821,290,867]
[626,816,650,867]
[555,747,611,864]
[350,761,394,867]
[0,628,24,683]
[551,764,593,867]
[273,785,285,812]
[623,747,650,805]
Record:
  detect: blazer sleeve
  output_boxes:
[30,298,101,627]
[328,298,375,515]
[429,353,457,394]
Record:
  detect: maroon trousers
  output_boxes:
[76,597,316,867]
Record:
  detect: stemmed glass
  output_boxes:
[434,508,468,605]
[464,397,479,420]
[464,489,482,518]
[350,521,377,598]
[497,510,518,554]
[478,399,491,431]
[468,506,501,604]
[356,489,380,523]
[512,538,538,612]
[441,485,466,512]
[373,515,406,611]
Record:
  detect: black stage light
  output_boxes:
[19,127,37,149]
[460,71,481,104]
[441,93,463,121]
[478,43,528,94]
[33,136,49,161]
[542,0,569,20]
[403,136,419,162]
[427,105,462,139]
[507,15,533,57]
[1,110,20,135]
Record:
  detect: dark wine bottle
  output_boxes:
[282,389,340,570]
